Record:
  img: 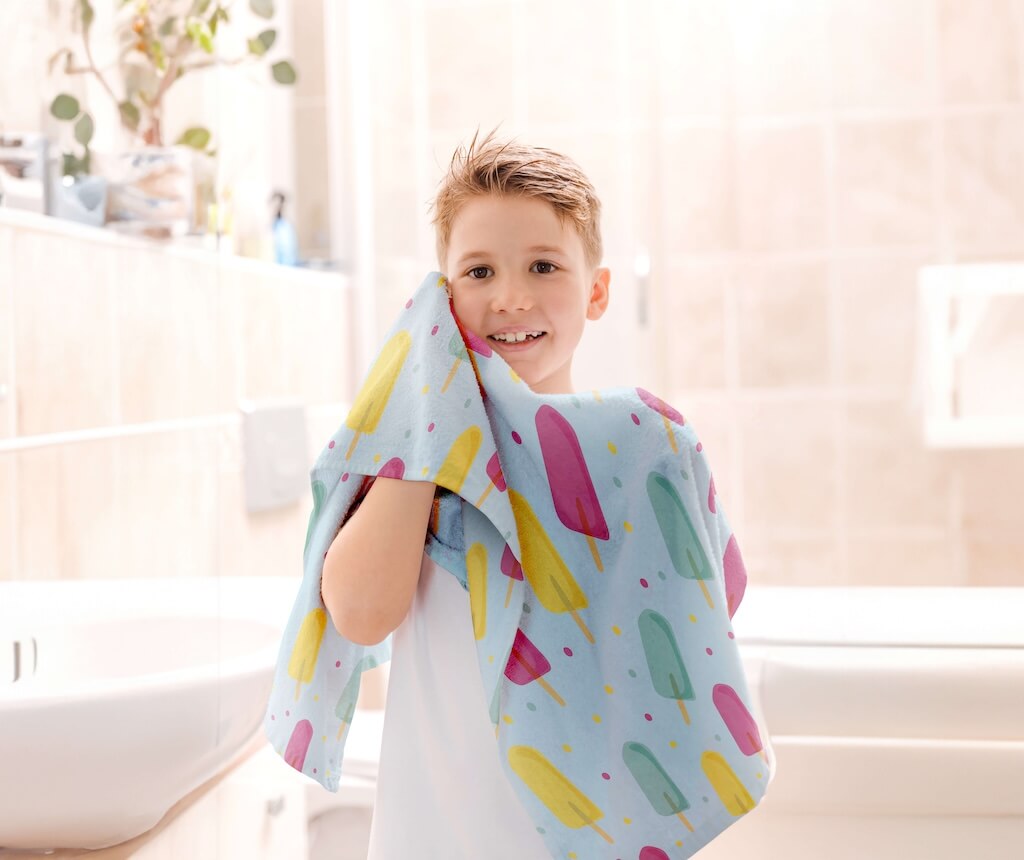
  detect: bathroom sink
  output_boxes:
[0,575,299,852]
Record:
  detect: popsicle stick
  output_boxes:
[586,534,603,572]
[336,719,349,741]
[577,500,604,572]
[569,608,595,644]
[442,357,460,393]
[755,744,768,764]
[677,698,691,725]
[476,483,493,507]
[537,677,566,707]
[566,801,614,844]
[698,578,714,610]
[662,414,679,454]
[676,810,694,832]
[588,821,614,844]
[504,578,515,608]
[345,429,362,460]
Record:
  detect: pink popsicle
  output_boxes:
[501,542,524,608]
[504,627,565,705]
[708,472,717,514]
[723,534,747,619]
[640,848,671,860]
[636,387,685,454]
[377,457,405,479]
[712,683,766,762]
[535,404,609,571]
[476,451,507,507]
[284,718,314,771]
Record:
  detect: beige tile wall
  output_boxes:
[0,213,355,582]
[363,0,1024,588]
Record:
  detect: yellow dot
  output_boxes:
[373,453,381,463]
[503,715,514,724]
[510,369,521,383]
[592,714,602,723]
[756,772,763,779]
[669,740,677,748]
[438,276,447,287]
[326,770,331,778]
[623,817,632,825]
[675,840,683,847]
[612,625,621,635]
[604,685,614,694]
[688,614,697,623]
[563,744,572,753]
[322,735,327,742]
[607,441,617,454]
[312,695,319,702]
[422,385,430,394]
[623,521,633,532]
[488,654,494,663]
[569,854,577,859]
[422,466,430,476]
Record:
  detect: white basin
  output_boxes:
[0,575,299,851]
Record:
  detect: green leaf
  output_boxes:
[50,93,80,121]
[74,112,94,146]
[119,100,141,130]
[186,19,214,53]
[248,29,275,55]
[271,60,296,85]
[151,39,168,69]
[176,126,212,150]
[192,0,213,15]
[158,17,176,37]
[249,0,274,20]
[79,0,94,30]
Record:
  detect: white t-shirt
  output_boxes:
[366,549,552,859]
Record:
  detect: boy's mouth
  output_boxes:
[488,332,547,351]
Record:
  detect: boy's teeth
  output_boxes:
[492,331,543,343]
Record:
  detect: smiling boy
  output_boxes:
[433,131,612,395]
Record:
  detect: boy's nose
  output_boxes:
[490,277,534,311]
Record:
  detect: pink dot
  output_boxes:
[696,441,703,452]
[601,772,610,780]
[285,710,290,717]
[336,660,341,668]
[728,631,735,639]
[644,713,653,721]
[313,768,317,774]
[563,647,573,657]
[431,325,439,335]
[328,440,335,449]
[427,422,435,432]
[341,472,350,482]
[512,431,522,444]
[640,578,649,588]
[631,413,640,425]
[706,647,713,655]
[270,714,275,720]
[405,298,413,308]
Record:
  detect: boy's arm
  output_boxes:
[320,477,437,645]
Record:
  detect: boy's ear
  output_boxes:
[586,267,611,321]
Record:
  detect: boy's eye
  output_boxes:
[467,266,492,279]
[532,261,557,274]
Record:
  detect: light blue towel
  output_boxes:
[263,271,774,858]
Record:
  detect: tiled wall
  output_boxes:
[358,0,1024,587]
[0,211,355,582]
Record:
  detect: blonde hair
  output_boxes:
[429,127,603,271]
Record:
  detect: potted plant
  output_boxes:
[47,0,297,235]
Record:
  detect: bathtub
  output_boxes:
[697,585,1024,859]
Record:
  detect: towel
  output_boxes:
[263,271,774,858]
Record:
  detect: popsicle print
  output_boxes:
[504,627,566,706]
[284,719,314,771]
[442,333,469,393]
[466,541,488,641]
[723,534,747,619]
[303,478,326,555]
[622,741,695,832]
[508,488,594,644]
[701,750,755,816]
[712,683,767,764]
[376,456,405,479]
[335,655,379,740]
[288,608,327,701]
[646,471,715,610]
[344,330,411,459]
[434,425,483,494]
[501,542,524,609]
[639,848,671,860]
[636,387,686,455]
[475,451,507,507]
[638,609,695,725]
[535,405,610,572]
[508,746,614,844]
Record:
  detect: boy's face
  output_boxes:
[444,194,610,395]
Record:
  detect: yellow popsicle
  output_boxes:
[434,425,483,494]
[701,750,755,816]
[344,330,412,459]
[288,608,327,701]
[508,489,594,643]
[508,746,613,844]
[467,541,488,641]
